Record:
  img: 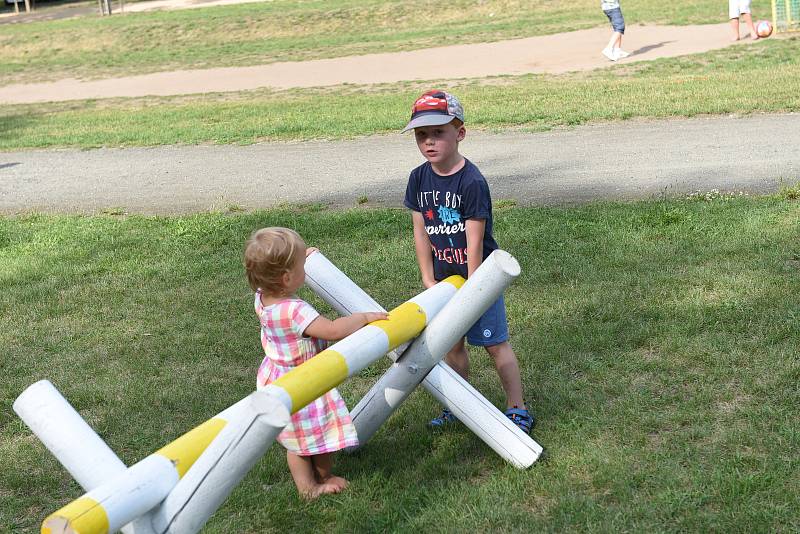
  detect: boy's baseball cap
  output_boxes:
[401,90,465,133]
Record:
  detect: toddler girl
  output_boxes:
[244,227,387,499]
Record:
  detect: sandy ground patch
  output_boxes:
[0,22,758,104]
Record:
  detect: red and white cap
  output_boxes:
[401,90,465,133]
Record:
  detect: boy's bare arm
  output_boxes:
[465,218,486,278]
[411,211,436,288]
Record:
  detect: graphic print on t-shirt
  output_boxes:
[404,160,498,280]
[420,189,468,268]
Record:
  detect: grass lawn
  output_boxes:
[2,196,799,532]
[2,36,799,150]
[0,0,771,85]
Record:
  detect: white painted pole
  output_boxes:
[258,276,463,415]
[304,251,408,361]
[303,251,384,317]
[12,381,151,534]
[39,398,250,534]
[349,250,542,467]
[42,454,179,534]
[150,391,289,534]
[40,279,463,534]
[422,359,543,468]
[305,250,543,468]
[13,380,128,492]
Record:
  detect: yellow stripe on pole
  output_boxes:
[441,275,466,290]
[42,496,109,534]
[371,301,426,349]
[155,417,227,478]
[273,350,349,414]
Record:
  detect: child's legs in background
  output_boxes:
[604,8,625,50]
[606,31,623,51]
[729,0,755,40]
[741,12,758,38]
[729,17,741,40]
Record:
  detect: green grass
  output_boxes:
[2,197,799,532]
[0,0,771,85]
[1,37,798,150]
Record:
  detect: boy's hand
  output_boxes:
[361,311,390,323]
[305,247,319,257]
[422,277,437,289]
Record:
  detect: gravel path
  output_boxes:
[2,113,797,215]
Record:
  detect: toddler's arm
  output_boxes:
[465,218,485,278]
[304,311,389,341]
[411,211,436,288]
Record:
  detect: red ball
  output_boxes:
[756,20,773,38]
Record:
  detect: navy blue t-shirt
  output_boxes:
[404,159,498,281]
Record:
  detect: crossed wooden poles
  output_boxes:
[14,250,542,534]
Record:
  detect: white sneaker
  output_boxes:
[602,47,617,61]
[615,49,631,59]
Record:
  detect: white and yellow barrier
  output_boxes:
[260,275,463,415]
[38,395,253,534]
[305,250,543,468]
[32,277,463,534]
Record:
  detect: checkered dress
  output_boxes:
[255,293,359,456]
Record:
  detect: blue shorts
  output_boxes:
[604,7,625,34]
[465,295,509,347]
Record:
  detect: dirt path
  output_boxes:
[0,22,753,104]
[2,114,796,215]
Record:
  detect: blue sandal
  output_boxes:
[428,408,458,428]
[505,407,535,434]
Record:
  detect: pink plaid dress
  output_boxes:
[255,292,359,456]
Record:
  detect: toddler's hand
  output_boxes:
[305,247,319,257]
[362,311,390,323]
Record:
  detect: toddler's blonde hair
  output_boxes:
[244,227,306,295]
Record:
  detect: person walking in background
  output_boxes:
[601,0,630,61]
[729,0,759,40]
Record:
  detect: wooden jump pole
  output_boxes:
[37,392,264,534]
[12,380,150,534]
[37,278,463,534]
[149,392,289,534]
[348,250,542,468]
[304,251,543,468]
[13,380,128,493]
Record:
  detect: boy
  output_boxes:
[601,0,630,61]
[401,89,534,434]
[729,0,759,41]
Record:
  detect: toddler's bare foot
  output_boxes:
[750,34,760,40]
[322,475,349,491]
[730,35,740,41]
[301,481,344,500]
